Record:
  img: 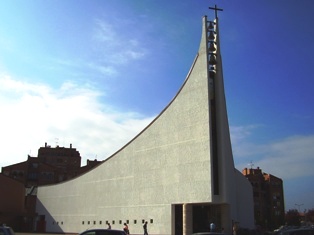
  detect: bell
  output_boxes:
[209,54,217,65]
[208,21,214,30]
[208,42,216,52]
[208,31,215,41]
[209,66,216,73]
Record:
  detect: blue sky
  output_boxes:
[0,1,313,211]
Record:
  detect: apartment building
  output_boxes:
[1,143,101,186]
[242,167,285,230]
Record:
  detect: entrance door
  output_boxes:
[174,204,183,235]
[193,204,222,233]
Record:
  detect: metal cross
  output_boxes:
[208,4,223,18]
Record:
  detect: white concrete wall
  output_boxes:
[36,18,213,234]
[36,16,255,235]
[235,170,255,229]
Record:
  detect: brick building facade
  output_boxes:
[1,143,101,186]
[242,167,285,230]
[0,143,102,231]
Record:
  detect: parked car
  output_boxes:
[79,229,126,235]
[278,228,314,235]
[192,233,229,235]
[0,225,15,235]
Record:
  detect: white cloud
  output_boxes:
[88,62,118,76]
[231,125,267,159]
[92,19,147,66]
[2,75,312,183]
[94,20,116,43]
[0,75,154,168]
[255,135,314,179]
[231,124,314,180]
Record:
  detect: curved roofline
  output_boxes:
[44,52,201,182]
[102,53,200,164]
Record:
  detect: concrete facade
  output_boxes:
[35,16,254,235]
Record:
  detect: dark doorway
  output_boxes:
[193,205,210,233]
[174,204,183,235]
[193,204,221,233]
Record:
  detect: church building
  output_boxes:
[36,12,255,235]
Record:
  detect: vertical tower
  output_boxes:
[206,13,237,204]
[196,11,255,233]
[179,12,255,234]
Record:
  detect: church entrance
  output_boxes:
[174,204,183,235]
[174,203,224,235]
[192,204,222,233]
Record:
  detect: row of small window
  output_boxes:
[82,219,153,225]
[52,221,64,225]
[52,219,154,226]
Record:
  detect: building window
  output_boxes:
[27,172,38,180]
[150,219,153,224]
[134,220,137,224]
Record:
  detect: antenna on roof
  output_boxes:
[248,161,254,169]
[55,138,59,147]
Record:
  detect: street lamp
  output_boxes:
[295,203,303,212]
